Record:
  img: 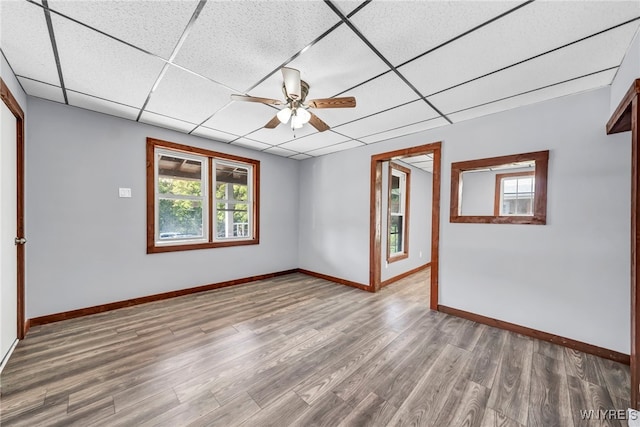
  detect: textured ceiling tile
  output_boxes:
[0,1,60,85]
[429,22,637,115]
[47,0,199,58]
[400,1,640,96]
[52,14,165,107]
[204,101,279,136]
[290,153,312,160]
[335,100,439,139]
[351,1,519,66]
[263,146,300,158]
[67,90,139,120]
[447,69,617,124]
[145,65,232,124]
[312,72,419,128]
[404,155,432,164]
[245,124,316,145]
[191,126,239,143]
[17,77,64,103]
[249,24,389,102]
[332,1,368,17]
[140,111,197,133]
[278,130,351,153]
[173,1,340,92]
[305,139,364,156]
[231,138,273,151]
[359,117,449,144]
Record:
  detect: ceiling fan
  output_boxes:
[231,67,356,132]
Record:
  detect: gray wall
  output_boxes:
[298,86,630,353]
[380,161,432,282]
[25,98,299,318]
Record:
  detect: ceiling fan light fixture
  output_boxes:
[277,107,292,124]
[297,108,311,124]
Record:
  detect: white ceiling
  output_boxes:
[1,0,638,160]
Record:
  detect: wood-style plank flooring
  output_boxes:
[0,270,630,426]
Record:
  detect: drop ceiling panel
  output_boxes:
[52,14,165,107]
[17,77,64,103]
[245,124,316,145]
[290,153,312,160]
[231,138,273,151]
[429,22,637,115]
[351,1,519,66]
[140,111,197,133]
[306,139,364,157]
[263,146,299,158]
[311,72,420,128]
[203,101,279,136]
[173,1,340,92]
[47,0,199,58]
[0,1,60,85]
[403,155,433,164]
[278,130,351,153]
[332,1,368,17]
[191,126,239,143]
[448,69,617,124]
[248,25,389,102]
[400,2,640,96]
[67,90,139,121]
[145,65,232,124]
[359,117,449,144]
[335,101,439,139]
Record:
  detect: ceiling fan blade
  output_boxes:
[281,67,301,100]
[264,115,281,129]
[308,112,330,132]
[231,94,283,105]
[307,96,356,109]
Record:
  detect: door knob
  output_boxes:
[14,237,26,245]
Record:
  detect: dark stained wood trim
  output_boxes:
[380,262,430,288]
[450,150,548,225]
[387,162,411,263]
[1,78,26,340]
[493,171,535,216]
[29,269,299,327]
[607,78,640,135]
[297,269,372,292]
[370,141,442,309]
[607,77,640,409]
[146,137,261,253]
[438,305,630,365]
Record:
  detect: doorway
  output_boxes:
[370,142,441,309]
[0,78,26,368]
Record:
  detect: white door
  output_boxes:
[1,100,18,364]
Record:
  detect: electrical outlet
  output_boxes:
[118,188,132,198]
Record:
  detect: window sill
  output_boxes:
[147,238,259,254]
[387,253,409,263]
[450,215,546,225]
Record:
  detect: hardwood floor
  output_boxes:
[0,270,630,426]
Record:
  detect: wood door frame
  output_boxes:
[370,141,441,309]
[0,78,26,340]
[607,78,640,409]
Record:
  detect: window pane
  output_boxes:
[390,215,403,254]
[503,178,518,194]
[217,164,248,201]
[517,177,533,193]
[216,202,249,238]
[158,155,202,196]
[158,199,203,239]
[390,174,401,213]
[516,197,533,215]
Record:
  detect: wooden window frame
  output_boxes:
[387,162,411,263]
[147,137,260,254]
[450,150,548,225]
[493,171,535,216]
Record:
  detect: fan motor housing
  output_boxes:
[283,80,310,103]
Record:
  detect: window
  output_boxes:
[495,172,535,216]
[147,138,259,253]
[388,162,410,262]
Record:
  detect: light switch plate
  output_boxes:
[119,188,132,198]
